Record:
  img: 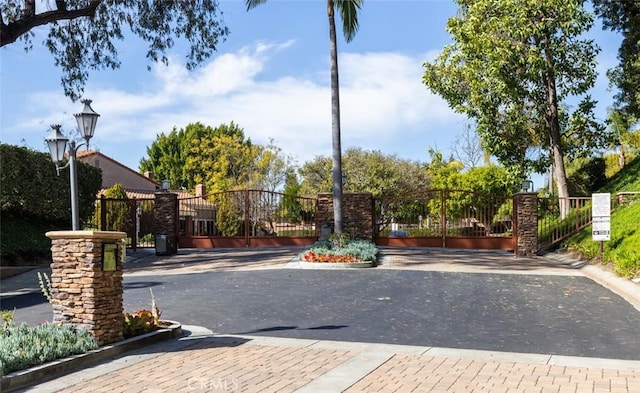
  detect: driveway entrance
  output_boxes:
[119,248,640,361]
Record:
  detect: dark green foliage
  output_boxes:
[599,155,640,192]
[140,122,251,191]
[0,214,59,261]
[280,172,305,223]
[0,144,102,260]
[592,0,640,119]
[0,321,98,376]
[0,144,101,222]
[566,157,607,196]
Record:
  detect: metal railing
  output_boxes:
[85,197,155,249]
[537,196,592,251]
[375,189,513,238]
[178,190,317,238]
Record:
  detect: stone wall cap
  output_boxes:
[45,231,127,240]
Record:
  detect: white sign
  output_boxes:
[592,193,611,241]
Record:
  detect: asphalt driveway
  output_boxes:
[4,248,640,361]
[122,268,640,360]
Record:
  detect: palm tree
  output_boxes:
[245,0,363,233]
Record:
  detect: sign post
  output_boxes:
[591,193,611,259]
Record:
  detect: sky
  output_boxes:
[0,0,623,190]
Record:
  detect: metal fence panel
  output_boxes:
[86,197,155,249]
[178,190,317,239]
[538,196,592,251]
[374,189,513,241]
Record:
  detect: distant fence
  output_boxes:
[91,188,611,255]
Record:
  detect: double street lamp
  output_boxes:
[45,99,100,230]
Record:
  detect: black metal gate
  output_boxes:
[86,196,155,250]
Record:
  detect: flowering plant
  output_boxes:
[302,250,357,263]
[123,309,157,338]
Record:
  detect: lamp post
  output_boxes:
[45,99,100,230]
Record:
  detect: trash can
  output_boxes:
[155,234,168,256]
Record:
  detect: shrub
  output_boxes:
[0,317,98,376]
[0,143,102,261]
[301,239,378,263]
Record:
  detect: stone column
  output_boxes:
[316,192,374,241]
[45,230,126,346]
[514,192,538,256]
[154,192,178,255]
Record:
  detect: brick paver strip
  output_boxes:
[62,338,356,393]
[344,353,640,393]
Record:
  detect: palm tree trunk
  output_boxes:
[328,0,344,233]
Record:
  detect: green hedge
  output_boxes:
[1,144,102,260]
[0,214,60,263]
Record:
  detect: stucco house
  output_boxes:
[76,150,160,191]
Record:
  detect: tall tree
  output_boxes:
[423,0,607,218]
[251,140,296,192]
[298,148,429,198]
[592,0,640,119]
[1,0,229,100]
[607,108,640,169]
[140,122,217,190]
[184,123,256,193]
[245,0,363,233]
[139,127,191,190]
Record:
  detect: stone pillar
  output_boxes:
[316,192,374,241]
[45,230,126,346]
[514,192,538,256]
[154,192,178,255]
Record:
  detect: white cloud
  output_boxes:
[14,41,463,170]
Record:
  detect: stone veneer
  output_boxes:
[154,192,178,255]
[316,193,374,241]
[514,192,538,256]
[45,230,126,346]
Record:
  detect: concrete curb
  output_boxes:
[0,321,182,393]
[581,264,640,312]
